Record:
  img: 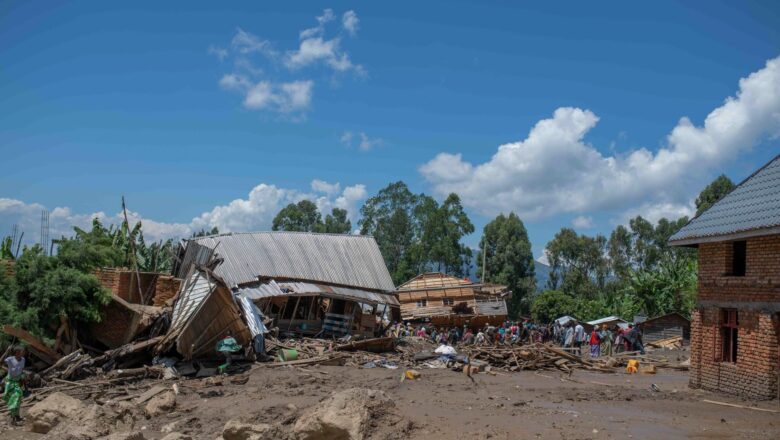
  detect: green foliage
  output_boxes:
[2,244,111,343]
[545,228,608,297]
[477,212,536,317]
[272,200,322,232]
[272,201,352,234]
[1,236,15,260]
[358,182,475,284]
[192,226,220,237]
[695,174,735,216]
[531,290,576,323]
[622,253,697,318]
[320,208,352,234]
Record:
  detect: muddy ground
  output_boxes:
[3,359,779,440]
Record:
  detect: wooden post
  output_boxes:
[286,296,302,333]
[121,196,145,304]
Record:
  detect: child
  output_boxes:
[3,346,26,424]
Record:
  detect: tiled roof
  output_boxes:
[669,154,780,245]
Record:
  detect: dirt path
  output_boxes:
[2,364,778,439]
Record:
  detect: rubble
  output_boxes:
[293,388,394,440]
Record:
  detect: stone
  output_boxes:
[293,388,393,440]
[222,419,282,440]
[97,433,146,440]
[144,390,177,418]
[161,433,194,440]
[27,392,85,434]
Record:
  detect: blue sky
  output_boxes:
[1,1,779,261]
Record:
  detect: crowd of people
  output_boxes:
[386,318,646,357]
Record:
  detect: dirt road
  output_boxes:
[3,361,778,439]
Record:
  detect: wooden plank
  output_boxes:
[702,399,779,413]
[2,325,60,365]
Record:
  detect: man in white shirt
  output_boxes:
[573,322,585,356]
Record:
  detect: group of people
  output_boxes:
[553,320,645,358]
[388,320,557,347]
[387,318,646,359]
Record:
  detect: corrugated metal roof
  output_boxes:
[169,270,215,337]
[176,231,396,292]
[586,316,627,326]
[238,296,267,338]
[670,154,780,244]
[237,280,400,307]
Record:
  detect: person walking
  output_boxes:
[3,346,26,425]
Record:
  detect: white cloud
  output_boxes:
[311,179,341,196]
[220,74,313,114]
[342,10,359,36]
[231,28,277,58]
[1,181,369,247]
[421,56,780,221]
[571,215,595,229]
[285,9,364,74]
[208,45,229,61]
[340,131,382,151]
[340,131,354,146]
[300,9,335,40]
[617,201,695,226]
[212,11,364,115]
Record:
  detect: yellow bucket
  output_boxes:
[626,359,639,374]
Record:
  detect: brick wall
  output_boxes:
[690,235,780,400]
[94,268,182,306]
[152,275,182,306]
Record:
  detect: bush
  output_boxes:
[531,290,576,323]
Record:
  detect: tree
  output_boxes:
[545,228,608,297]
[359,182,424,284]
[622,252,697,317]
[418,193,475,277]
[531,290,576,323]
[695,174,735,216]
[272,200,322,232]
[477,213,536,317]
[320,208,352,234]
[192,226,219,237]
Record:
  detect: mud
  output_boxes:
[2,364,779,439]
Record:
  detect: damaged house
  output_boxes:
[396,272,511,328]
[169,231,399,355]
[669,154,780,400]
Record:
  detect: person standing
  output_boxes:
[3,346,26,424]
[589,327,601,358]
[573,321,585,356]
[601,325,614,357]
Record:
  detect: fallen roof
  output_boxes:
[176,231,396,292]
[669,154,780,245]
[238,280,400,307]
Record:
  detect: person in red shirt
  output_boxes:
[589,328,601,358]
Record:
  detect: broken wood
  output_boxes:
[702,399,780,413]
[2,325,61,365]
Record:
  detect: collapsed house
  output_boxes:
[90,268,180,349]
[171,232,399,349]
[669,153,780,400]
[395,272,511,328]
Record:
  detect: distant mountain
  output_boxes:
[466,260,552,292]
[533,261,552,291]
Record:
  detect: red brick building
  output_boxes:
[669,155,780,400]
